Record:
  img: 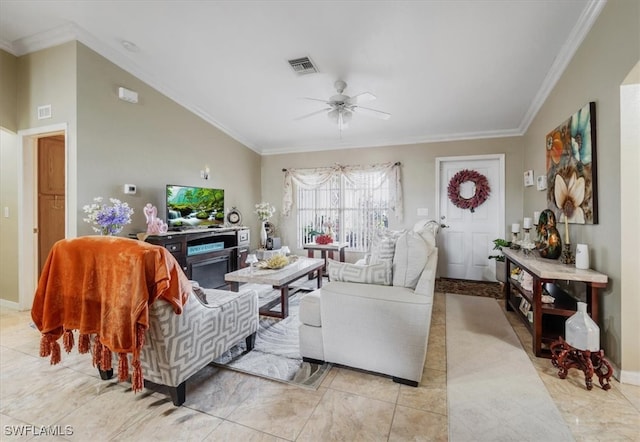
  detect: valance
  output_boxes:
[282,162,403,220]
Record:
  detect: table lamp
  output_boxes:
[246,254,258,274]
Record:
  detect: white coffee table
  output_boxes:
[225,257,324,319]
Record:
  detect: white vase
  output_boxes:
[575,244,590,269]
[260,221,268,249]
[565,301,599,351]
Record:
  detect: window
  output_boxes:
[296,169,392,252]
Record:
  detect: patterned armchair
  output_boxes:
[140,287,258,405]
[31,236,258,407]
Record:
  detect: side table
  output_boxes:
[303,242,348,266]
[550,337,613,391]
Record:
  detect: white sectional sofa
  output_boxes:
[298,220,439,386]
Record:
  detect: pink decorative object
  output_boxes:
[144,203,168,234]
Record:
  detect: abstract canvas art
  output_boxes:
[545,102,598,224]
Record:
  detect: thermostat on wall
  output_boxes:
[124,184,137,195]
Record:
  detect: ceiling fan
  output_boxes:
[296,80,391,131]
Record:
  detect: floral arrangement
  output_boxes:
[83,197,134,236]
[447,169,491,213]
[315,234,334,244]
[255,202,276,221]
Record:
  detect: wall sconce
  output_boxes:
[200,166,210,180]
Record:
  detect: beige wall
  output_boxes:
[0,130,19,303]
[0,50,18,131]
[17,42,77,129]
[0,43,77,305]
[0,50,19,303]
[0,42,262,306]
[620,62,640,383]
[75,43,262,239]
[261,137,524,261]
[521,0,639,373]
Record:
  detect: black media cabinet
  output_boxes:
[140,227,250,290]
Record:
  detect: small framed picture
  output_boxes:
[536,175,547,191]
[524,170,534,187]
[519,298,531,315]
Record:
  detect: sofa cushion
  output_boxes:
[321,281,431,304]
[368,229,404,265]
[299,289,322,326]
[327,259,392,285]
[393,230,429,289]
[413,220,438,254]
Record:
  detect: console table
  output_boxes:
[502,248,608,358]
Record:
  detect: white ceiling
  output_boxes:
[0,1,604,155]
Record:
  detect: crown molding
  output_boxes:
[263,128,522,156]
[518,0,607,134]
[11,23,78,56]
[0,38,16,55]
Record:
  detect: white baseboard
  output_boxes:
[619,369,640,386]
[0,298,22,310]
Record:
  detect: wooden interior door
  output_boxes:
[38,135,65,274]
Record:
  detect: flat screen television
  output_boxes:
[166,184,224,229]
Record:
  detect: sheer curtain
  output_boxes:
[282,162,403,220]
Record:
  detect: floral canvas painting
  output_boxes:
[545,102,598,224]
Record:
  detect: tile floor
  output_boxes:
[0,292,638,441]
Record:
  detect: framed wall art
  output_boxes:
[545,102,598,224]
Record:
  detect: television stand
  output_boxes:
[137,227,250,290]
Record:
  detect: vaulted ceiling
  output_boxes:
[0,1,604,154]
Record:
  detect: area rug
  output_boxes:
[212,281,331,389]
[446,293,573,442]
[436,277,503,299]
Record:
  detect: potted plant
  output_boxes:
[489,238,511,282]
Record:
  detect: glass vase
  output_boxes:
[260,221,268,249]
[565,301,600,351]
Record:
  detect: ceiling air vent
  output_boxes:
[288,56,318,75]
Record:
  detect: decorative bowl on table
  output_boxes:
[257,254,292,270]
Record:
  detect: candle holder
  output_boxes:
[560,243,575,265]
[511,231,519,245]
[523,227,532,244]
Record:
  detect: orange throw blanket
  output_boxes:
[31,236,191,392]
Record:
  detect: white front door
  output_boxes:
[436,155,504,281]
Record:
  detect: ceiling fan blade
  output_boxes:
[353,105,391,120]
[349,91,376,103]
[295,107,332,121]
[301,97,331,104]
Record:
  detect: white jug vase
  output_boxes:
[565,301,599,351]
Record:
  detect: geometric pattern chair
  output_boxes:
[139,288,259,405]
